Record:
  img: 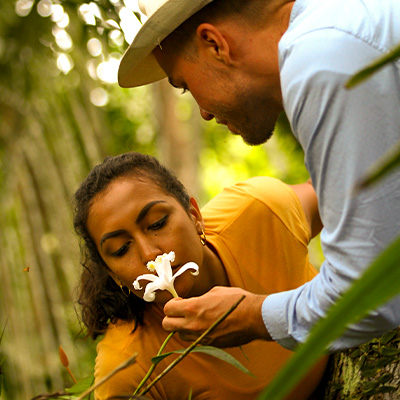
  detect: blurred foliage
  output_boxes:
[0,0,316,399]
[346,41,400,88]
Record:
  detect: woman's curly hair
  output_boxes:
[73,152,190,339]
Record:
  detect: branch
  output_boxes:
[138,295,246,396]
[76,353,138,400]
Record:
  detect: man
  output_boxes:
[117,0,400,352]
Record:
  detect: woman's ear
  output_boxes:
[196,23,232,65]
[189,197,205,234]
[107,269,121,287]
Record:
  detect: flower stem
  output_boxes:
[66,366,77,384]
[138,295,246,397]
[133,331,175,396]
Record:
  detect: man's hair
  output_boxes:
[162,0,273,59]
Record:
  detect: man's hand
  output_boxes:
[163,286,272,348]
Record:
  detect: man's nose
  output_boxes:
[199,107,214,121]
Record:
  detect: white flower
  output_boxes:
[133,251,199,302]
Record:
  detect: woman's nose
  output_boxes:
[199,107,215,121]
[136,238,161,266]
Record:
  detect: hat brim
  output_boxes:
[118,0,214,88]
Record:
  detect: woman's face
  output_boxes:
[87,175,205,304]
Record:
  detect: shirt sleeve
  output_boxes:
[94,322,166,400]
[94,341,147,400]
[263,27,400,352]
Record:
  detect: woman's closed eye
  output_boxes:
[111,242,130,257]
[148,215,168,231]
[109,216,168,256]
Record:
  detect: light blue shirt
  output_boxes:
[263,0,400,352]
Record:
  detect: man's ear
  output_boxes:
[189,197,205,233]
[196,23,232,65]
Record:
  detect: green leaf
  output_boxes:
[152,346,254,376]
[65,376,95,395]
[349,348,362,358]
[346,42,400,88]
[380,347,400,357]
[379,386,397,393]
[378,373,393,385]
[379,330,397,345]
[353,140,400,192]
[257,234,400,400]
[376,357,396,368]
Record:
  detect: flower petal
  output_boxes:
[172,262,199,281]
[160,256,173,281]
[143,279,164,302]
[133,274,158,290]
[133,281,142,290]
[133,252,197,302]
[166,251,175,262]
[143,291,156,302]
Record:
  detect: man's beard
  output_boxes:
[227,110,278,146]
[239,126,275,146]
[223,90,282,146]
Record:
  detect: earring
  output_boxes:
[199,228,207,246]
[119,284,131,297]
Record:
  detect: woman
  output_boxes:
[73,152,327,400]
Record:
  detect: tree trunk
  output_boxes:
[323,328,400,399]
[151,80,202,198]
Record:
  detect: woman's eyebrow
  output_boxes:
[100,229,125,248]
[136,200,166,224]
[100,200,167,248]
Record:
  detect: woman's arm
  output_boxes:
[290,179,322,239]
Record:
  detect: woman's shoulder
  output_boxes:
[233,176,295,201]
[94,319,153,400]
[203,176,300,218]
[97,319,137,352]
[202,176,308,245]
[99,306,165,350]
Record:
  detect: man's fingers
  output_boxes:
[162,315,181,332]
[163,297,185,316]
[161,287,270,347]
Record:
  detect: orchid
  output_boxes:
[133,251,199,302]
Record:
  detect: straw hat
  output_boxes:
[118,0,215,88]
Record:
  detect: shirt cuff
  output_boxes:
[262,292,299,351]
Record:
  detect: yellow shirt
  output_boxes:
[94,177,325,400]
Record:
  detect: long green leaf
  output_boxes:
[152,346,254,376]
[65,376,94,395]
[354,140,400,192]
[257,234,400,400]
[346,42,400,88]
